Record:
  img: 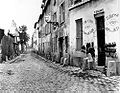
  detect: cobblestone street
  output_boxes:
[0,52,120,93]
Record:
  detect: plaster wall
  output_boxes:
[69,0,120,60]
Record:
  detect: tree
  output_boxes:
[19,25,30,53]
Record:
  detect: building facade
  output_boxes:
[38,0,70,62]
[69,0,120,66]
[38,0,52,58]
[36,0,120,68]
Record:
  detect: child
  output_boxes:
[87,53,93,69]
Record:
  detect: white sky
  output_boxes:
[0,0,42,38]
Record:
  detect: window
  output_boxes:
[70,0,74,5]
[41,17,44,26]
[54,0,56,6]
[54,35,57,52]
[69,0,74,7]
[65,36,69,53]
[53,12,57,30]
[45,24,47,35]
[59,2,65,24]
[76,18,83,51]
[53,12,57,22]
[42,27,45,36]
[45,24,50,35]
[38,31,41,38]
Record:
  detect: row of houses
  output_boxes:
[33,0,120,68]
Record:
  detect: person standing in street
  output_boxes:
[1,31,15,62]
[80,45,87,70]
[88,42,95,69]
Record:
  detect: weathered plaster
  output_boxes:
[69,0,120,60]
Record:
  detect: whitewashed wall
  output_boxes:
[69,0,120,59]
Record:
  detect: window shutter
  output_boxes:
[76,18,83,50]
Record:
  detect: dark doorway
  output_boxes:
[95,15,106,66]
[65,36,69,53]
[59,37,64,61]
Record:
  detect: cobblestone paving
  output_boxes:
[0,53,120,93]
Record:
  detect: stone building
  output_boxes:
[37,0,120,70]
[38,0,70,62]
[38,0,53,58]
[68,0,120,67]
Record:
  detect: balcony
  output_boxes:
[69,0,91,10]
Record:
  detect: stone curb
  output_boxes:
[30,52,74,73]
[30,52,106,79]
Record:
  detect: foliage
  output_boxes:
[19,25,30,44]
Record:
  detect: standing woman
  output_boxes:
[88,42,95,69]
[80,45,87,70]
[7,32,15,60]
[1,31,15,62]
[1,33,9,61]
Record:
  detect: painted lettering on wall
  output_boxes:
[106,13,119,32]
[84,19,95,35]
[105,42,117,58]
[105,26,119,32]
[106,14,119,20]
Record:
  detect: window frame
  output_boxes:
[75,18,83,51]
[59,2,65,24]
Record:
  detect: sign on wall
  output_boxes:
[84,19,95,35]
[105,13,119,32]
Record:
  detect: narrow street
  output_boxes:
[0,50,119,93]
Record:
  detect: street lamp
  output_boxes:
[45,15,59,27]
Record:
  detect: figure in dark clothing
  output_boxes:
[1,33,15,62]
[88,42,95,58]
[80,45,87,70]
[81,45,86,53]
[86,43,91,54]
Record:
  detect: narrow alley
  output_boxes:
[0,0,120,93]
[0,50,119,93]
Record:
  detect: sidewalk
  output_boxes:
[31,52,105,77]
